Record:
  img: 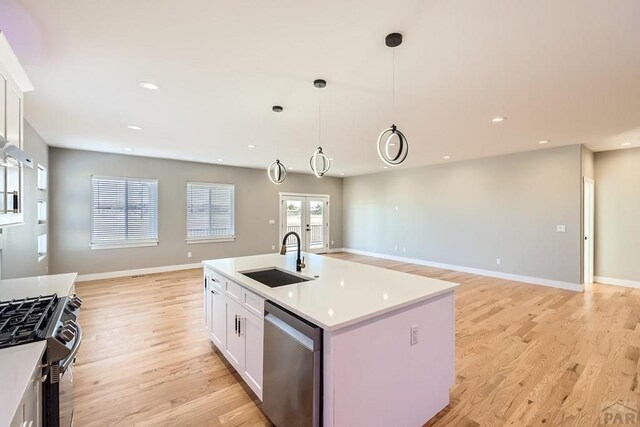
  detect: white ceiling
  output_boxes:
[1,0,639,176]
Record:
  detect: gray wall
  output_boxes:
[49,148,343,275]
[594,148,640,282]
[343,145,583,284]
[1,122,49,278]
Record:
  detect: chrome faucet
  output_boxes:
[280,232,305,272]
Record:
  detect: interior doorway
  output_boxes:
[279,193,330,254]
[583,178,595,284]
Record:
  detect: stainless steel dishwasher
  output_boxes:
[263,301,322,427]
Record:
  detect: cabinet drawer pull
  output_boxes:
[210,289,218,295]
[212,277,220,283]
[234,315,239,334]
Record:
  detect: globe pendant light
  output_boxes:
[267,105,287,184]
[310,79,331,178]
[377,33,409,166]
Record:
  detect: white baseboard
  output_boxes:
[340,248,583,292]
[328,247,345,254]
[76,263,203,282]
[594,276,640,289]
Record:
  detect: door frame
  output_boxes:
[279,192,330,254]
[583,177,595,285]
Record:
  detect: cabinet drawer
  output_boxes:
[242,289,265,318]
[209,271,226,290]
[225,280,242,301]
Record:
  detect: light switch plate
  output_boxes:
[557,225,566,233]
[410,325,418,346]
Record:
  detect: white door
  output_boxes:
[243,310,264,400]
[280,194,329,254]
[584,178,595,284]
[210,286,226,349]
[225,300,246,370]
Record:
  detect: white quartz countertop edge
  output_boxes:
[203,253,457,332]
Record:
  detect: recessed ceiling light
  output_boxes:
[443,155,451,160]
[247,144,256,148]
[127,125,143,130]
[538,140,549,145]
[217,158,224,162]
[621,142,632,147]
[383,166,389,169]
[123,147,133,152]
[138,81,160,90]
[491,116,506,123]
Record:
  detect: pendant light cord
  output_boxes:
[318,89,322,147]
[276,112,279,159]
[392,47,396,123]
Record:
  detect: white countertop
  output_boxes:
[0,272,77,301]
[0,341,46,425]
[203,253,457,331]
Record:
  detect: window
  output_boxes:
[37,165,47,191]
[91,176,158,249]
[38,234,47,261]
[37,200,47,223]
[187,182,235,242]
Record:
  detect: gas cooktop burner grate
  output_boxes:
[0,294,58,349]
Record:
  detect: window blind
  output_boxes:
[187,182,235,241]
[91,176,158,246]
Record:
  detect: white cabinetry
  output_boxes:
[0,31,34,227]
[204,267,264,400]
[9,346,44,427]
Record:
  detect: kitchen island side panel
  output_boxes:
[322,291,455,427]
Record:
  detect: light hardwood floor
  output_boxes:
[73,253,640,426]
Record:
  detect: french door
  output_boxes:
[280,194,330,254]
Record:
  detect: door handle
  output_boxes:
[234,315,239,334]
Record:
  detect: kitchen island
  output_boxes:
[203,252,457,426]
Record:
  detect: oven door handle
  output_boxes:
[60,323,83,371]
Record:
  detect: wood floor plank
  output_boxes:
[71,253,640,426]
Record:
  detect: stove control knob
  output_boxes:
[69,296,82,309]
[59,330,74,343]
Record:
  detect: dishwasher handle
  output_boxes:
[264,301,322,351]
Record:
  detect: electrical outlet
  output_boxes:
[410,325,418,346]
[395,205,399,211]
[394,246,398,252]
[496,258,501,265]
[268,219,275,225]
[402,247,406,253]
[271,245,275,251]
[187,252,192,258]
[557,225,566,233]
[331,240,334,245]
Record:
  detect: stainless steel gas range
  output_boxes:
[0,293,82,427]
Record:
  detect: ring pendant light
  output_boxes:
[309,79,331,178]
[267,105,287,184]
[377,32,409,166]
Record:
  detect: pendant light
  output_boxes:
[377,33,409,166]
[310,79,331,178]
[267,105,287,184]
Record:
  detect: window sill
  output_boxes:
[186,237,235,245]
[91,241,158,250]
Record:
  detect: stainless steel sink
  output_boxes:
[240,267,313,288]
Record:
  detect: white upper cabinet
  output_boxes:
[0,31,33,226]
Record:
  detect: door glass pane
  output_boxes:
[6,167,19,213]
[308,200,325,250]
[285,200,302,248]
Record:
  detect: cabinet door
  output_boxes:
[6,86,21,146]
[225,300,246,371]
[210,286,226,349]
[243,310,264,400]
